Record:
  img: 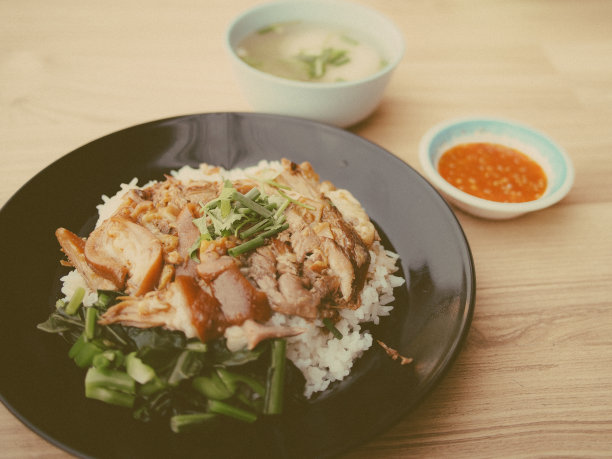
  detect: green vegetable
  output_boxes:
[216,367,266,397]
[238,218,273,239]
[323,317,343,339]
[68,334,85,359]
[85,367,136,408]
[65,287,85,315]
[257,24,278,35]
[126,352,156,384]
[228,223,289,257]
[231,190,273,218]
[38,286,293,432]
[55,298,67,309]
[85,307,97,340]
[186,340,207,352]
[37,309,83,335]
[277,188,316,210]
[207,400,257,423]
[191,180,294,258]
[170,413,217,433]
[264,339,287,415]
[86,366,136,394]
[210,340,266,366]
[93,349,125,369]
[193,372,234,400]
[85,385,135,409]
[247,176,291,191]
[132,390,173,423]
[167,349,207,386]
[69,334,104,368]
[138,376,167,397]
[295,47,351,79]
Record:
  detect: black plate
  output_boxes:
[0,113,475,458]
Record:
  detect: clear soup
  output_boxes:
[235,21,386,83]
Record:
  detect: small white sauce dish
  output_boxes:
[225,0,405,128]
[418,117,575,219]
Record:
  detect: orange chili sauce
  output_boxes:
[437,142,547,203]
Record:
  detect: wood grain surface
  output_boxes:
[1,0,611,457]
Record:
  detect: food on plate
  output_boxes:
[437,142,548,203]
[38,159,405,432]
[377,340,413,366]
[235,21,387,82]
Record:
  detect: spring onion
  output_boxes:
[277,188,316,210]
[228,223,289,257]
[323,318,343,339]
[192,180,305,259]
[296,47,351,79]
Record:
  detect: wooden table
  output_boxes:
[2,0,611,457]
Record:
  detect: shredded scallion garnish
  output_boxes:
[191,180,300,258]
[295,47,351,79]
[323,318,343,340]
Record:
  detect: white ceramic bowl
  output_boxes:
[418,117,575,219]
[225,0,404,127]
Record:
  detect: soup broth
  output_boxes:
[236,21,386,83]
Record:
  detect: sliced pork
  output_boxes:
[196,252,271,325]
[225,319,304,351]
[84,216,163,296]
[175,204,200,277]
[247,242,324,319]
[56,158,378,346]
[55,228,118,291]
[99,276,224,342]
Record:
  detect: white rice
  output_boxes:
[60,160,405,397]
[268,241,404,397]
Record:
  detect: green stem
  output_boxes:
[93,349,124,369]
[85,367,136,394]
[85,385,135,408]
[232,191,273,218]
[216,367,266,397]
[239,218,273,239]
[258,223,289,239]
[207,400,257,423]
[273,199,290,220]
[244,187,261,200]
[70,335,104,368]
[277,188,316,210]
[65,287,85,315]
[323,317,343,339]
[192,372,234,400]
[85,307,97,340]
[229,223,289,257]
[170,413,217,433]
[126,352,156,385]
[264,339,286,415]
